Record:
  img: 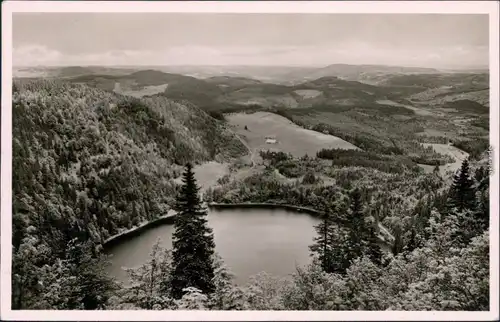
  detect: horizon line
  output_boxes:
[12,63,490,71]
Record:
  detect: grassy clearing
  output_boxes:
[226,112,359,158]
[422,143,469,176]
[174,161,230,192]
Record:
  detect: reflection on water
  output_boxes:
[105,207,319,286]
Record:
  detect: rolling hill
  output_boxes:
[11,64,491,311]
[33,67,487,120]
[12,78,247,248]
[204,76,263,87]
[278,63,441,85]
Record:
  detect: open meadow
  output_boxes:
[422,143,470,176]
[226,111,359,158]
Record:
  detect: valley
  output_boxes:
[7,7,495,314]
[11,62,491,311]
[12,63,489,235]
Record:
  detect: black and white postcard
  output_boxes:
[1,1,498,321]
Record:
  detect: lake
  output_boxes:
[105,207,320,286]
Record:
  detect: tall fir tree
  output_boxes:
[310,201,351,275]
[169,162,216,299]
[474,166,490,232]
[447,158,479,246]
[447,158,476,213]
[346,189,365,260]
[476,190,489,231]
[345,188,382,267]
[405,227,419,253]
[363,217,383,266]
[309,203,336,273]
[391,224,404,256]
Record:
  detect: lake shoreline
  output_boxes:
[101,203,322,250]
[102,202,393,251]
[102,214,176,250]
[208,202,323,216]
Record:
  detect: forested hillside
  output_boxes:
[56,69,489,168]
[11,79,246,309]
[111,156,490,311]
[9,76,491,312]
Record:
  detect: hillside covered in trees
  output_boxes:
[11,79,246,309]
[10,76,491,312]
[109,158,490,311]
[38,67,490,168]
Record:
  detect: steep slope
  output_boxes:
[12,79,247,253]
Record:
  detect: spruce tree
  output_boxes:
[447,158,476,212]
[329,225,351,274]
[405,227,419,253]
[345,188,382,267]
[363,217,383,265]
[447,158,478,246]
[391,224,404,256]
[169,163,216,299]
[309,203,335,273]
[475,166,490,232]
[346,189,365,260]
[476,190,489,231]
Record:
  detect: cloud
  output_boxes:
[12,43,488,68]
[13,45,63,66]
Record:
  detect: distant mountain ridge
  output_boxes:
[14,63,486,82]
[13,65,490,113]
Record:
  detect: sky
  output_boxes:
[12,13,489,68]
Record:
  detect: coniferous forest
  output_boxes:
[5,11,497,321]
[10,77,491,311]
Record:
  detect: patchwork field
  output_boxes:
[226,112,359,158]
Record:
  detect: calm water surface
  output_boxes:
[105,207,319,285]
